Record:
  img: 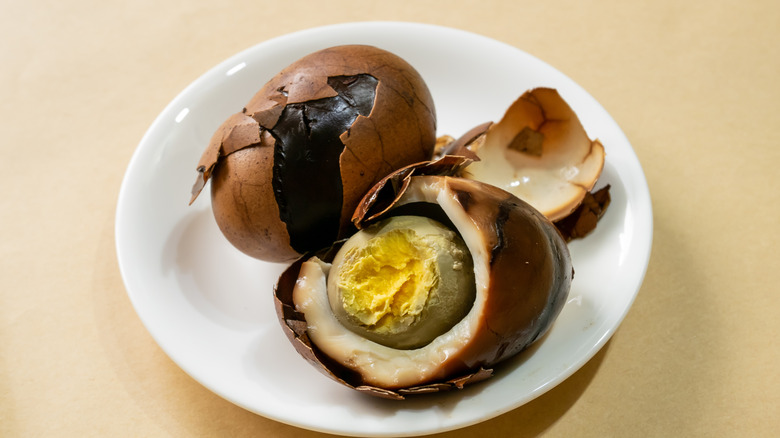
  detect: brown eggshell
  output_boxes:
[554,184,612,241]
[351,154,473,226]
[274,157,572,397]
[191,45,436,262]
[209,131,299,262]
[452,87,606,222]
[424,177,572,370]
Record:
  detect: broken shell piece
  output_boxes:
[433,134,455,158]
[453,88,605,222]
[554,184,611,241]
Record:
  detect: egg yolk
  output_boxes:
[337,228,438,331]
[327,215,475,349]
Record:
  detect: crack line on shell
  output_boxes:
[377,78,431,158]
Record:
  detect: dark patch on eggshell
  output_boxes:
[270,74,378,253]
[555,184,612,241]
[452,188,472,212]
[489,199,514,266]
[508,126,544,156]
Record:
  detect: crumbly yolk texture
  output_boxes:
[327,215,475,350]
[337,229,438,333]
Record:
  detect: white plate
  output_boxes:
[116,22,652,437]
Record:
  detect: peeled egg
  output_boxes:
[444,87,606,222]
[274,158,572,398]
[190,45,437,262]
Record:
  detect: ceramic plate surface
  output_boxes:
[116,22,652,437]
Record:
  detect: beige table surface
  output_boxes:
[2,1,779,436]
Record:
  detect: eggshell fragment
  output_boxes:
[452,88,605,222]
[554,184,611,241]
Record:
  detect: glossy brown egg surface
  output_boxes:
[192,45,437,262]
[274,159,572,398]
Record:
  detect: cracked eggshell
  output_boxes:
[450,87,605,222]
[191,45,437,262]
[274,158,572,398]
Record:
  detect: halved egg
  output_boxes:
[274,158,573,398]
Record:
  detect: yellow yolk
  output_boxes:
[337,228,438,332]
[327,215,475,349]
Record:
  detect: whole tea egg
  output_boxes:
[274,157,573,398]
[190,45,437,262]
